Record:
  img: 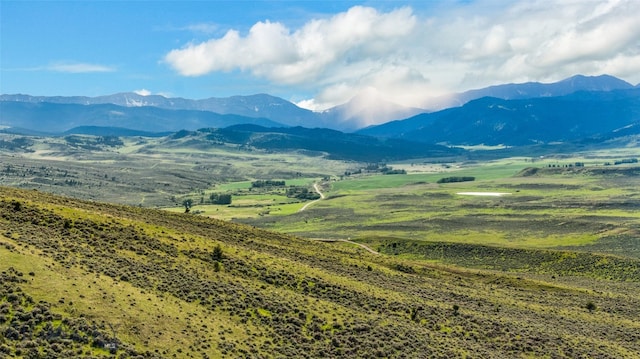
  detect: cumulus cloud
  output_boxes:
[165,1,640,111]
[165,6,416,82]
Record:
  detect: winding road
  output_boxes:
[298,183,379,255]
[298,183,325,212]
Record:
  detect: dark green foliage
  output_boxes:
[436,176,475,184]
[614,158,638,165]
[212,244,223,262]
[286,186,320,200]
[393,263,415,274]
[251,180,286,188]
[182,199,192,212]
[585,301,597,312]
[11,200,21,212]
[209,193,232,205]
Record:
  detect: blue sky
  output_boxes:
[2,0,639,110]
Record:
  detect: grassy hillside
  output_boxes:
[1,186,639,358]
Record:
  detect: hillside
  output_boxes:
[359,88,640,145]
[1,186,639,358]
[431,74,635,109]
[163,125,463,161]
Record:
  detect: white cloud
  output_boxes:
[47,62,115,73]
[184,22,219,34]
[165,1,640,111]
[165,6,416,83]
[134,89,152,96]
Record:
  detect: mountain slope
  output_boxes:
[431,74,635,109]
[1,186,639,358]
[360,88,640,145]
[0,101,284,133]
[162,125,463,161]
[1,93,323,129]
[2,75,634,132]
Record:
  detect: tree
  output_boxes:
[585,301,596,313]
[182,199,193,213]
[212,244,223,261]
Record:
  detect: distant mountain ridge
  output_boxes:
[430,74,635,109]
[2,74,637,137]
[1,93,322,129]
[359,88,640,146]
[0,101,284,134]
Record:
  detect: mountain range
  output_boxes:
[359,88,640,146]
[2,74,638,146]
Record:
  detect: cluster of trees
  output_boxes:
[344,163,406,177]
[436,176,475,184]
[251,180,286,188]
[64,135,123,149]
[613,158,638,165]
[0,138,33,151]
[381,167,406,175]
[286,187,320,200]
[547,163,585,168]
[209,193,232,205]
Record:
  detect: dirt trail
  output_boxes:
[298,183,325,212]
[297,184,378,255]
[310,238,380,255]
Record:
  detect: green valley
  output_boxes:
[0,133,639,358]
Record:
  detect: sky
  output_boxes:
[1,0,639,111]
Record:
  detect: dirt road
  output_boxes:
[299,183,325,212]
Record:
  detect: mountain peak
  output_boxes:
[558,74,633,91]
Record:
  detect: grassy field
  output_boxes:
[1,133,640,357]
[240,156,640,262]
[1,186,639,358]
[0,134,352,207]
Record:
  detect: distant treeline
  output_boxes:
[251,180,286,188]
[286,187,320,201]
[209,193,232,205]
[613,158,638,165]
[437,176,475,184]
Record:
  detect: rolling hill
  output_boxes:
[1,186,639,358]
[162,125,463,161]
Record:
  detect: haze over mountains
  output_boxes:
[1,74,638,146]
